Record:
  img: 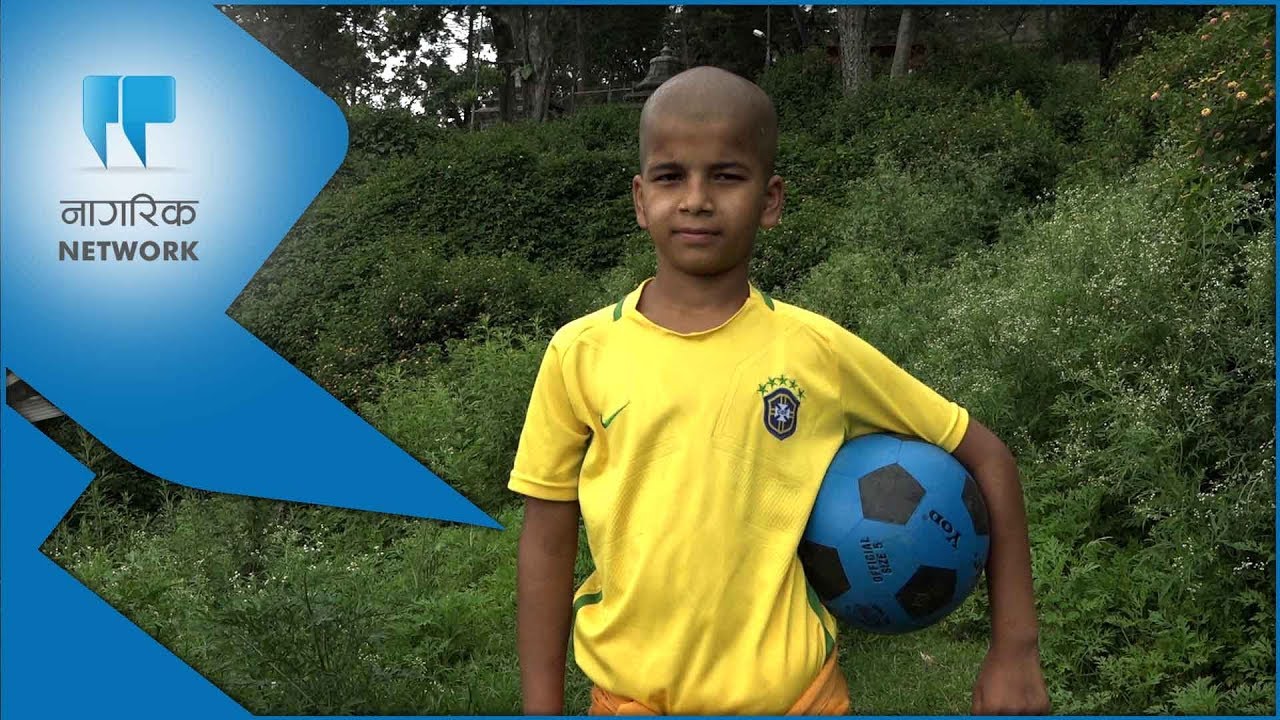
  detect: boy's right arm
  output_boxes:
[517,495,581,715]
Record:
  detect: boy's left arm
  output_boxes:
[952,419,1051,715]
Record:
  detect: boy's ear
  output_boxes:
[632,174,649,229]
[759,175,785,230]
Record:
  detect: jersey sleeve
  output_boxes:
[824,321,969,452]
[508,332,591,501]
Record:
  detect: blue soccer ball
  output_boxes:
[799,433,990,634]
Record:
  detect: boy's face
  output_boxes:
[632,114,783,279]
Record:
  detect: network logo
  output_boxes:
[82,75,175,167]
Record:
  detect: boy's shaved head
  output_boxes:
[639,66,779,175]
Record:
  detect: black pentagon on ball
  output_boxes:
[961,475,990,536]
[798,540,850,601]
[895,565,956,619]
[859,464,925,525]
[851,604,892,628]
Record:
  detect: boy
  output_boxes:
[509,66,1050,716]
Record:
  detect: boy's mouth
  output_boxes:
[672,227,720,244]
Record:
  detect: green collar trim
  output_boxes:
[759,289,776,311]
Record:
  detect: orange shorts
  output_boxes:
[588,651,850,716]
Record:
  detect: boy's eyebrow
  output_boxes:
[646,160,752,174]
[646,161,684,174]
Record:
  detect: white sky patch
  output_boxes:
[373,9,495,113]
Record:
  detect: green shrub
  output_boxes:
[1036,62,1105,146]
[775,130,862,203]
[923,41,1062,106]
[1076,6,1275,188]
[839,158,1005,263]
[348,105,445,159]
[235,231,598,405]
[773,156,1030,295]
[47,492,607,715]
[358,327,549,514]
[588,231,658,308]
[786,243,909,334]
[758,48,841,132]
[752,197,843,292]
[813,79,1066,205]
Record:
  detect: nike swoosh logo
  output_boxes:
[601,402,630,428]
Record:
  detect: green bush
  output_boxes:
[786,243,909,334]
[751,197,843,292]
[359,327,549,514]
[773,155,1042,295]
[235,231,598,405]
[400,136,635,269]
[840,158,1006,263]
[758,49,841,132]
[1036,62,1105,147]
[813,79,1066,205]
[923,41,1062,106]
[37,422,175,518]
[47,494,524,714]
[774,129,863,203]
[1076,6,1275,188]
[587,231,658,308]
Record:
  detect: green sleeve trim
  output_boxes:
[805,581,836,661]
[612,298,625,321]
[572,590,604,622]
[760,290,776,311]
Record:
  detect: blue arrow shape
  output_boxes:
[3,0,496,529]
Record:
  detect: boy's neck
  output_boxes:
[637,266,752,334]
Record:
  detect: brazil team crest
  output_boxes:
[758,374,804,440]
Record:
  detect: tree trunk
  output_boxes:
[525,7,554,121]
[1043,7,1062,64]
[465,7,476,129]
[837,6,870,97]
[1098,7,1137,79]
[791,6,810,51]
[574,6,585,110]
[489,9,517,122]
[517,8,531,119]
[890,8,915,79]
[679,8,691,68]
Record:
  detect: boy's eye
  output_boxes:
[654,173,681,182]
[715,172,745,181]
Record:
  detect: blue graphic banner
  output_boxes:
[1,0,497,716]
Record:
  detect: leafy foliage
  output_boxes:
[1075,6,1275,189]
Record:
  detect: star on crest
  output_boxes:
[757,373,806,398]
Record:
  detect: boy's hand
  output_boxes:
[971,642,1050,715]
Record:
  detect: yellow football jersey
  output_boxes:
[508,280,969,714]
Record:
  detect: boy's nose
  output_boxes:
[678,177,713,214]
